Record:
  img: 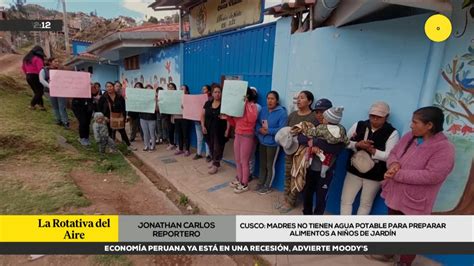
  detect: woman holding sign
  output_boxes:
[202,84,229,175]
[98,81,136,151]
[165,83,177,151]
[174,85,192,157]
[138,84,157,152]
[224,88,258,193]
[194,85,212,161]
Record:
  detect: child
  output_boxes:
[93,112,117,153]
[307,106,349,177]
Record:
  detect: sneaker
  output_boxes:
[208,166,218,175]
[166,144,176,151]
[78,138,87,146]
[258,187,272,195]
[208,162,215,169]
[193,154,203,160]
[83,139,91,146]
[279,205,293,214]
[234,184,248,194]
[184,151,191,157]
[254,184,264,192]
[174,150,184,155]
[143,147,149,151]
[229,180,240,188]
[127,145,137,151]
[205,155,212,162]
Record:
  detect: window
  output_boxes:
[124,55,140,70]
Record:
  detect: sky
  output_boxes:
[0,0,281,22]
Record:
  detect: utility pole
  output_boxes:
[60,0,70,54]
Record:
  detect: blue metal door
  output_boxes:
[184,23,285,190]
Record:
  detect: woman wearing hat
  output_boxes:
[340,101,399,215]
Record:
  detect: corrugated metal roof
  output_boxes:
[119,23,189,33]
[71,39,94,43]
[148,0,205,11]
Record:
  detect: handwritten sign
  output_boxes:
[158,90,184,115]
[190,0,263,38]
[183,94,208,121]
[49,70,91,98]
[125,88,156,113]
[221,80,248,117]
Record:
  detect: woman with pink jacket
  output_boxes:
[381,106,455,266]
[224,88,258,193]
[22,46,46,110]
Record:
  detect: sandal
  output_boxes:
[279,205,293,214]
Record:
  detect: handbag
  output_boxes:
[108,100,125,130]
[351,127,375,173]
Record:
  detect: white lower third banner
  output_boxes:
[235,216,474,242]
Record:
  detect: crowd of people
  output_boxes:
[21,46,456,266]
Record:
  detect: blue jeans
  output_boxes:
[49,96,68,125]
[195,122,210,156]
[140,119,156,149]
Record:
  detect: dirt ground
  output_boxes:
[0,53,261,266]
[0,53,23,75]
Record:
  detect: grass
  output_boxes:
[179,194,189,206]
[0,75,138,214]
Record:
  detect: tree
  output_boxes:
[148,16,158,24]
[8,0,27,19]
[435,45,474,125]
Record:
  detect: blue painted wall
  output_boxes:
[272,11,473,266]
[72,41,91,56]
[183,23,278,177]
[118,45,182,92]
[76,62,118,92]
[272,14,433,211]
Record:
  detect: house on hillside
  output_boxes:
[86,23,184,93]
[64,39,119,89]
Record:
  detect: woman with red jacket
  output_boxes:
[22,46,46,110]
[381,106,455,266]
[224,88,258,193]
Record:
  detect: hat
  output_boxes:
[94,112,105,119]
[369,101,390,117]
[275,127,299,155]
[250,86,257,92]
[323,106,344,124]
[314,98,333,111]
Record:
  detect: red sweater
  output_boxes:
[381,132,455,215]
[227,102,257,135]
[22,56,44,74]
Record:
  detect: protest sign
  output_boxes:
[126,88,156,113]
[221,80,248,117]
[49,70,91,98]
[158,90,184,115]
[182,94,208,121]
